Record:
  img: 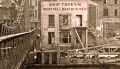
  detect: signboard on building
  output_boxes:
[103,18,120,23]
[41,0,88,12]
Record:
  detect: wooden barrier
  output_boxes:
[0,24,16,36]
[0,30,33,69]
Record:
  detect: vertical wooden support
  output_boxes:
[16,37,19,48]
[9,40,12,50]
[1,26,4,36]
[13,39,15,48]
[70,29,74,48]
[7,40,10,57]
[49,53,52,64]
[108,48,110,54]
[1,42,4,57]
[14,38,16,47]
[85,29,88,52]
[0,43,1,59]
[41,52,45,64]
[75,28,84,48]
[57,51,60,64]
[11,39,13,48]
[0,24,2,36]
[4,41,7,57]
[22,35,25,47]
[5,40,8,56]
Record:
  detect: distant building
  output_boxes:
[24,0,40,31]
[0,0,17,36]
[0,6,10,24]
[0,0,11,24]
[92,0,120,39]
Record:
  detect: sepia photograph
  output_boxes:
[0,0,120,69]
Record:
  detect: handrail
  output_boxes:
[0,30,33,42]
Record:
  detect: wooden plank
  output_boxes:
[0,30,33,42]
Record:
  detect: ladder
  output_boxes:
[70,28,77,48]
[70,27,85,49]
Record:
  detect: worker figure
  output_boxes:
[32,28,41,51]
[32,28,41,62]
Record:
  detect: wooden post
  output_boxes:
[57,51,60,64]
[1,42,4,57]
[41,52,45,64]
[49,53,52,64]
[85,29,88,52]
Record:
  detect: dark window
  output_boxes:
[60,31,71,43]
[115,9,118,16]
[52,52,57,64]
[48,32,55,44]
[103,8,108,16]
[115,0,118,4]
[49,15,55,27]
[35,10,37,18]
[36,53,42,64]
[104,0,106,4]
[76,15,82,26]
[59,15,71,26]
[0,24,2,33]
[44,53,49,64]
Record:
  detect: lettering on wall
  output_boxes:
[42,0,87,11]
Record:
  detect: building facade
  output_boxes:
[93,0,120,39]
[40,0,97,49]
